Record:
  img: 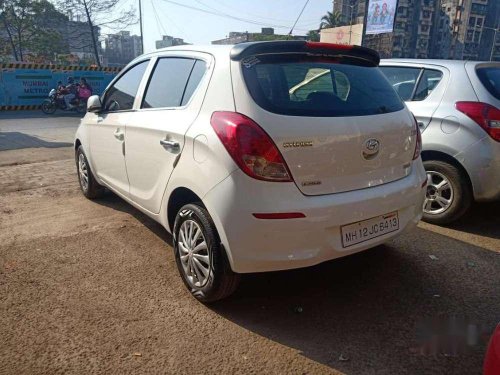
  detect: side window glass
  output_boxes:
[379,66,422,101]
[181,60,207,106]
[142,58,195,109]
[103,61,149,111]
[413,69,444,101]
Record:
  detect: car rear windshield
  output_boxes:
[477,67,500,100]
[241,54,404,117]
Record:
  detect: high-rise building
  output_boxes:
[104,31,142,66]
[333,0,366,25]
[63,20,102,62]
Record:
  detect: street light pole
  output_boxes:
[490,28,498,61]
[477,25,499,61]
[139,0,144,54]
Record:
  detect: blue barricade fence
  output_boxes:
[0,64,120,110]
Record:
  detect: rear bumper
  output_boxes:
[456,136,500,202]
[203,160,426,273]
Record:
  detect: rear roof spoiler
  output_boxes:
[230,41,380,66]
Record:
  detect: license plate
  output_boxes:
[341,212,399,248]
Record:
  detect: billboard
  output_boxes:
[365,0,398,35]
[320,24,364,46]
[0,66,118,107]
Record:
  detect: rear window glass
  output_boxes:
[242,55,404,117]
[477,67,500,100]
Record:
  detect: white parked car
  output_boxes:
[75,41,426,302]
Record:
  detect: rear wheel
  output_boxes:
[173,203,240,303]
[41,99,56,114]
[422,160,472,225]
[76,146,105,199]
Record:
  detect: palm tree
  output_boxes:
[307,29,320,42]
[319,10,345,29]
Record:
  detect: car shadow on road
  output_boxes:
[0,131,73,151]
[209,227,499,374]
[446,201,500,240]
[87,190,498,373]
[94,192,173,246]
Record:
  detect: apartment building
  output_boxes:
[333,0,365,24]
[104,31,142,66]
[334,0,499,60]
[156,35,188,49]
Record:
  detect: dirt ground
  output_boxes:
[0,146,499,374]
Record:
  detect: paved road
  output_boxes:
[0,114,499,374]
[0,110,81,151]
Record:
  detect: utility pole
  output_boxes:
[348,4,355,44]
[139,0,144,54]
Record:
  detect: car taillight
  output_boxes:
[412,115,422,160]
[455,102,500,142]
[210,111,293,182]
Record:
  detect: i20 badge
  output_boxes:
[362,138,380,160]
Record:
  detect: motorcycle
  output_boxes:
[41,88,87,114]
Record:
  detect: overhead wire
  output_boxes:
[159,0,311,33]
[151,0,167,36]
[203,0,318,24]
[155,0,194,41]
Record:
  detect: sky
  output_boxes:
[115,0,334,52]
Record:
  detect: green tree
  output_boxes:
[319,10,345,29]
[0,0,67,61]
[307,30,320,42]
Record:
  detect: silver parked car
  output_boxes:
[380,59,500,224]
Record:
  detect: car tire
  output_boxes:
[76,146,105,199]
[173,203,240,303]
[422,160,472,225]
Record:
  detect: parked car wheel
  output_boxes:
[76,146,105,199]
[41,100,56,114]
[422,160,472,225]
[173,203,240,303]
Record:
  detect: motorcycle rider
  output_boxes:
[63,77,78,109]
[78,78,93,100]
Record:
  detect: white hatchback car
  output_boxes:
[75,41,426,302]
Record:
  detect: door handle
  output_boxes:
[114,129,124,141]
[160,139,180,152]
[417,121,425,129]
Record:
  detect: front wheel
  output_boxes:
[422,160,472,225]
[41,99,56,114]
[173,203,240,303]
[76,146,105,199]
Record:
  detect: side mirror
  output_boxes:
[87,95,102,113]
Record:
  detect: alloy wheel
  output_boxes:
[178,219,210,288]
[424,170,454,215]
[78,153,89,192]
